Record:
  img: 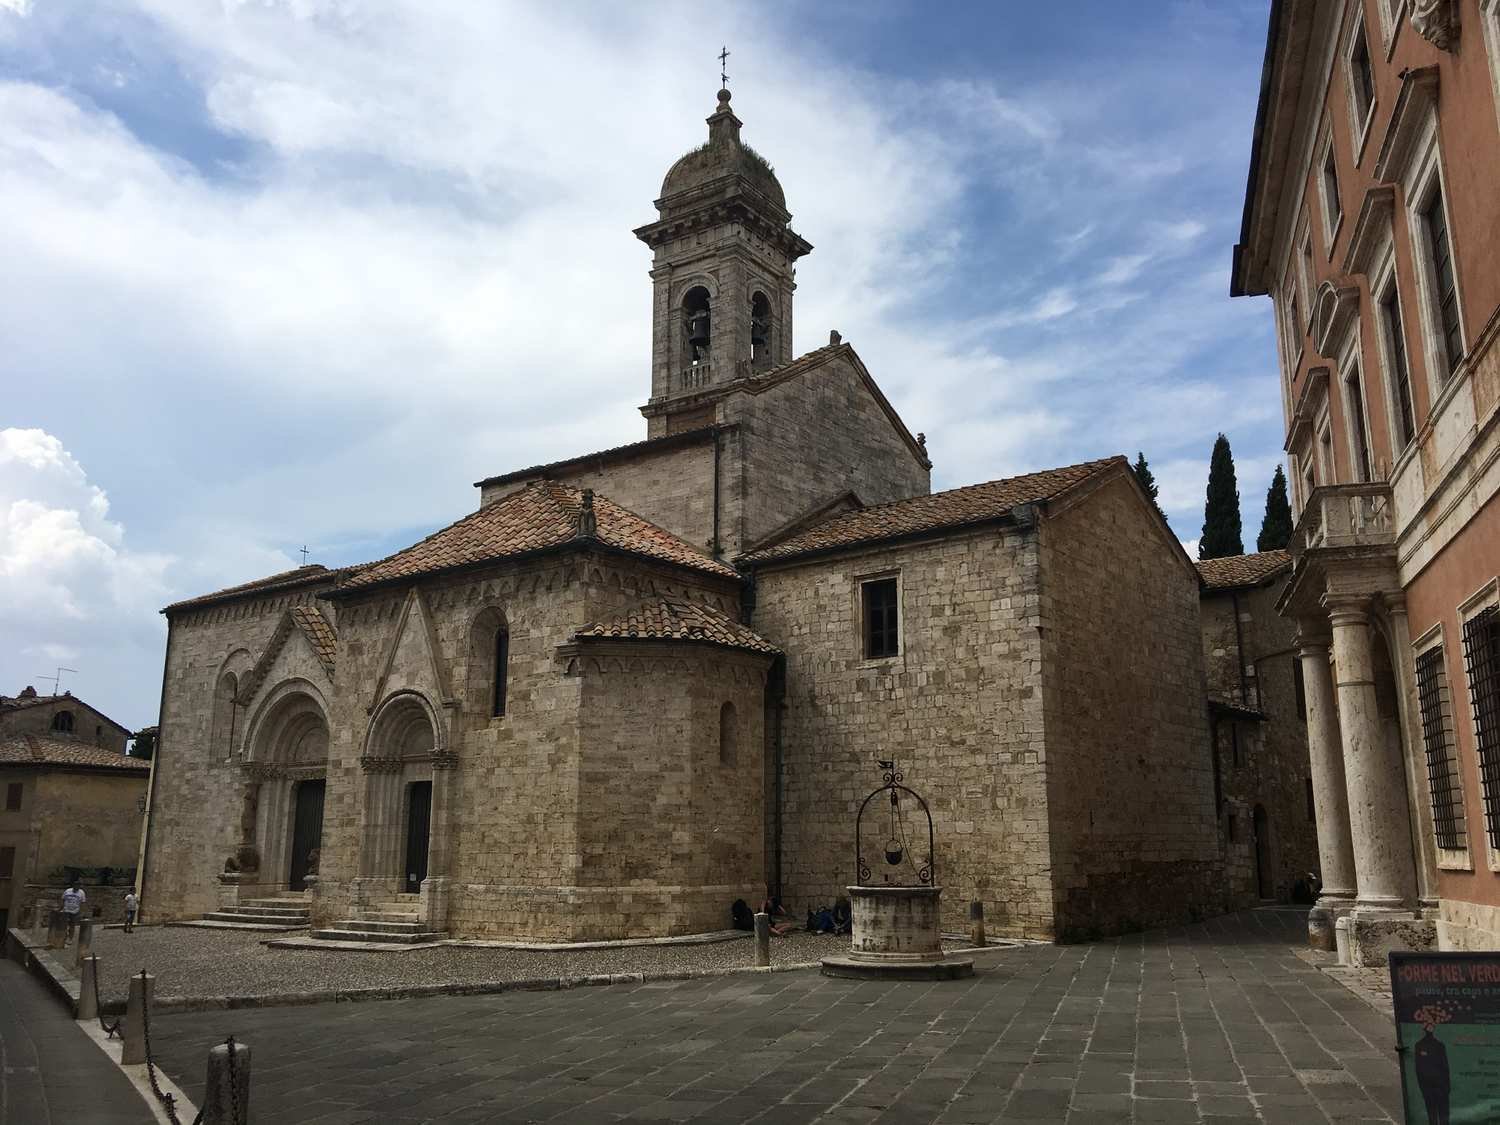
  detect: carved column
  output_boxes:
[354,756,403,907]
[1296,628,1358,949]
[1327,597,1419,915]
[1382,594,1441,914]
[422,751,458,933]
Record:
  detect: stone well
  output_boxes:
[821,884,973,980]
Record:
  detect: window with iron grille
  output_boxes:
[1415,644,1467,850]
[861,577,899,660]
[1382,286,1416,449]
[1425,191,1462,378]
[1461,606,1500,849]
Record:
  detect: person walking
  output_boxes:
[60,883,86,942]
[123,890,138,933]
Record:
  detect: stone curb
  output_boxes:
[5,926,83,1014]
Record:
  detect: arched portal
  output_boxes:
[359,693,441,896]
[244,684,331,891]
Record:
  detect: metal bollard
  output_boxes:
[74,918,94,968]
[122,972,154,1065]
[969,900,986,948]
[202,1038,251,1125]
[47,910,67,949]
[753,912,770,967]
[78,955,99,1021]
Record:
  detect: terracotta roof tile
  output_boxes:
[1196,550,1292,590]
[739,457,1123,564]
[164,564,365,614]
[341,481,737,593]
[575,598,779,656]
[0,734,151,773]
[289,606,338,677]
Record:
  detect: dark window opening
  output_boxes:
[1461,607,1500,849]
[1425,191,1462,378]
[1346,368,1373,481]
[51,710,74,733]
[1322,148,1342,234]
[1227,812,1238,843]
[1305,777,1316,824]
[1416,644,1467,850]
[1294,658,1307,721]
[1382,287,1416,448]
[0,846,14,878]
[491,629,509,718]
[683,286,711,365]
[1351,25,1375,122]
[862,578,899,660]
[5,783,21,811]
[750,291,771,367]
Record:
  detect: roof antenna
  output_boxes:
[37,667,78,695]
[719,45,730,91]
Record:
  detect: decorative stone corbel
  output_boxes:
[1411,0,1458,50]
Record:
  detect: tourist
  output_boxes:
[123,890,139,933]
[761,886,795,937]
[60,883,86,941]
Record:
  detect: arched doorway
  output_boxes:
[244,684,331,891]
[359,693,439,896]
[1252,804,1273,901]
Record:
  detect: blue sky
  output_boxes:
[0,1,1282,728]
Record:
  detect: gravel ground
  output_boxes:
[88,926,855,1007]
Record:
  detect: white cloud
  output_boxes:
[0,429,171,720]
[0,0,33,17]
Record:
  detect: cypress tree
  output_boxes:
[1199,433,1243,559]
[1132,451,1163,518]
[1257,465,1294,552]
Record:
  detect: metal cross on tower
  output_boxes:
[299,545,310,565]
[719,45,730,89]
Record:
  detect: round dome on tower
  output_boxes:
[659,89,785,210]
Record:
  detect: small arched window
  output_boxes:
[683,286,711,364]
[719,701,738,766]
[750,291,771,366]
[492,626,509,718]
[211,672,238,759]
[51,710,74,734]
[468,607,509,720]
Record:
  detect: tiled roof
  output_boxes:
[575,598,779,656]
[0,734,151,773]
[290,606,338,677]
[0,692,133,735]
[739,457,1123,565]
[1196,550,1292,590]
[474,427,720,489]
[164,564,364,614]
[340,481,737,593]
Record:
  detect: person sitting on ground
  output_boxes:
[832,896,852,936]
[730,898,755,932]
[761,885,795,936]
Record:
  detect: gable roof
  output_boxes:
[1196,550,1293,591]
[337,480,737,595]
[0,692,133,736]
[575,597,779,656]
[473,427,721,490]
[0,734,151,774]
[163,564,364,615]
[739,458,1122,565]
[290,606,338,678]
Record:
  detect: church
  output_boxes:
[141,89,1239,944]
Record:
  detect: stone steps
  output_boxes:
[191,893,312,932]
[310,926,448,945]
[202,908,308,924]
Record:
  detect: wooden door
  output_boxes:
[288,779,326,891]
[405,781,432,893]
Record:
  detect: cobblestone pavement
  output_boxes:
[148,908,1402,1124]
[90,926,852,1008]
[0,959,155,1124]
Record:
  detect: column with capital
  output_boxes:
[1327,597,1419,914]
[1296,627,1358,949]
[421,751,458,933]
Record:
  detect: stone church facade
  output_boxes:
[143,90,1250,943]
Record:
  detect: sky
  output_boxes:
[0,0,1284,731]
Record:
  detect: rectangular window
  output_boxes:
[1462,605,1500,850]
[4,783,19,811]
[0,846,13,878]
[1345,367,1373,481]
[1300,236,1315,326]
[1351,23,1375,126]
[1382,286,1416,448]
[1287,294,1301,361]
[491,629,509,718]
[861,577,899,660]
[1416,645,1468,850]
[1322,146,1343,239]
[1425,191,1462,378]
[1226,812,1238,843]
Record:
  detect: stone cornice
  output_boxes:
[1373,66,1440,183]
[1341,185,1396,277]
[1285,366,1329,453]
[1312,281,1360,359]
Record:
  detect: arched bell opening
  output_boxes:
[682,286,711,365]
[750,291,772,369]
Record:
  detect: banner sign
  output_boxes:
[1390,951,1500,1124]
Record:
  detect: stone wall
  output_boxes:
[1037,470,1224,940]
[751,523,1054,940]
[573,642,769,939]
[0,696,129,753]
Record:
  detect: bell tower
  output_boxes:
[635,88,812,419]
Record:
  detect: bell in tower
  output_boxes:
[750,291,771,368]
[684,287,711,364]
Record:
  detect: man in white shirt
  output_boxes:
[123,891,138,933]
[60,884,86,941]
